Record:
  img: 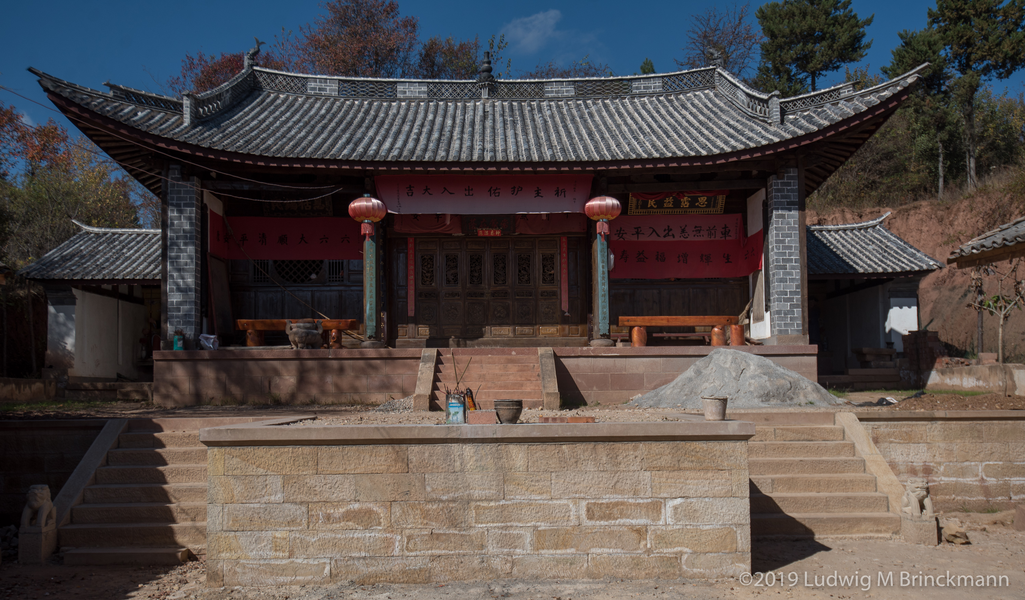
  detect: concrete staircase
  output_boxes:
[431,350,543,410]
[61,426,207,565]
[64,380,153,401]
[748,414,900,538]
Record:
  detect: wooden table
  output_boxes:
[236,319,359,347]
[617,316,738,347]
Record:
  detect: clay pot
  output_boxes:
[493,399,523,424]
[729,324,745,346]
[710,325,726,346]
[630,326,648,347]
[701,395,728,421]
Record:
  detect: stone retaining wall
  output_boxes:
[153,349,421,407]
[858,412,1025,511]
[0,420,104,525]
[200,420,754,587]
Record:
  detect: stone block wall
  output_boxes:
[766,169,803,337]
[0,420,103,525]
[203,424,752,587]
[153,349,421,407]
[861,414,1025,511]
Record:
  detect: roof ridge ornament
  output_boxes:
[245,38,265,70]
[478,52,496,98]
[705,48,724,69]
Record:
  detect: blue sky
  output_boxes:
[2,0,1024,132]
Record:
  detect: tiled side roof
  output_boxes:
[807,213,942,276]
[31,65,925,165]
[17,221,160,282]
[947,215,1025,263]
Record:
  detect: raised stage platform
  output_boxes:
[152,345,818,408]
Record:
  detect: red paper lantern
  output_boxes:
[348,195,387,239]
[584,196,622,239]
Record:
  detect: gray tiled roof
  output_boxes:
[18,221,160,282]
[31,64,925,165]
[948,215,1025,263]
[807,213,942,276]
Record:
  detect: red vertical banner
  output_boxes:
[560,236,569,315]
[407,238,415,318]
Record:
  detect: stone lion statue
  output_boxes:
[901,478,934,518]
[20,485,55,530]
[285,320,323,350]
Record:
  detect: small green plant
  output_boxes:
[982,506,1001,514]
[215,396,244,406]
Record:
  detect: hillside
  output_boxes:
[808,170,1025,363]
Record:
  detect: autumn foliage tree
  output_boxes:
[0,102,148,269]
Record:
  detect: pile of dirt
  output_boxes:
[630,348,840,409]
[890,392,1025,411]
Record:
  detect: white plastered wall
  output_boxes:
[746,189,769,339]
[71,288,147,380]
[886,297,919,353]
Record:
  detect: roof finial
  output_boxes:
[705,47,724,69]
[478,51,496,98]
[245,37,265,70]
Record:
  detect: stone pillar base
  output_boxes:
[901,515,939,545]
[360,340,387,349]
[18,525,57,564]
[761,334,810,346]
[589,338,615,347]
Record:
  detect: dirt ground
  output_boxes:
[1,512,1022,600]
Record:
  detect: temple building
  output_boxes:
[30,50,928,404]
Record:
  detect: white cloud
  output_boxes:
[19,112,34,127]
[501,9,563,55]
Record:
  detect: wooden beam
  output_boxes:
[618,315,737,327]
[608,179,765,194]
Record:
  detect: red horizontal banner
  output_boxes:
[209,210,363,260]
[611,215,741,242]
[610,230,762,279]
[376,174,593,214]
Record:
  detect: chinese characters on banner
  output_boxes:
[376,175,594,214]
[628,191,728,215]
[208,210,363,261]
[608,215,763,279]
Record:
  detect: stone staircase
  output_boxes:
[431,350,543,410]
[61,426,207,565]
[748,415,900,538]
[64,380,153,402]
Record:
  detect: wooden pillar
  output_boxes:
[361,224,385,348]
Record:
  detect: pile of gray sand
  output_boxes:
[630,348,840,409]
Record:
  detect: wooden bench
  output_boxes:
[617,316,738,347]
[236,319,359,347]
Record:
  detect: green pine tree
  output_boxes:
[754,0,873,93]
[640,58,655,74]
[928,0,1025,190]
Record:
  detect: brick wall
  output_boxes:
[861,414,1025,511]
[766,169,803,337]
[166,165,202,346]
[203,423,752,586]
[0,420,103,525]
[152,348,421,407]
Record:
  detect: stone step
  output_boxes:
[751,493,890,514]
[435,379,541,392]
[63,546,191,566]
[748,441,855,459]
[437,354,538,364]
[84,483,208,504]
[753,426,846,442]
[95,465,207,485]
[106,447,208,466]
[428,397,543,410]
[72,502,207,525]
[750,474,878,495]
[749,457,865,476]
[437,363,539,374]
[118,432,202,448]
[59,522,207,552]
[65,390,118,401]
[436,370,539,382]
[117,385,153,401]
[752,512,900,537]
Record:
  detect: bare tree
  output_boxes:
[967,259,1025,364]
[676,3,761,77]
